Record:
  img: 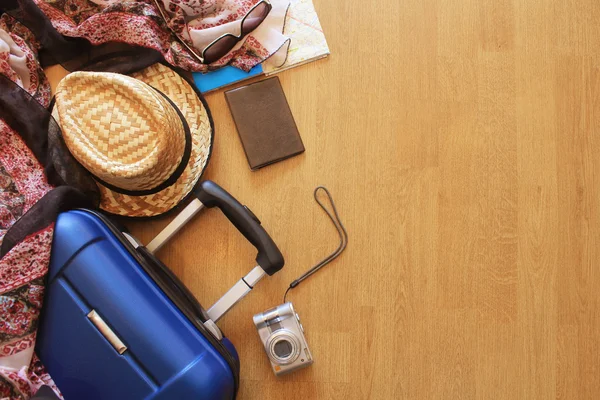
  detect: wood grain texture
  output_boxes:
[45,0,600,398]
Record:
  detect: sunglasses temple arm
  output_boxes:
[146,198,205,254]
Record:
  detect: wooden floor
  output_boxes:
[108,0,598,398]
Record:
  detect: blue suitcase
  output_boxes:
[36,181,284,400]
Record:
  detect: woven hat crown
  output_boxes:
[55,71,187,192]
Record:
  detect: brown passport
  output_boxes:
[225,77,305,170]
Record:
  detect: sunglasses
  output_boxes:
[154,0,272,64]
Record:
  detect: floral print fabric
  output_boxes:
[0,15,50,107]
[33,0,290,72]
[0,14,61,400]
[0,124,61,400]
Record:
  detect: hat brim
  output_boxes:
[86,63,213,218]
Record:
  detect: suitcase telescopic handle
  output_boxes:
[144,180,285,323]
[195,181,284,276]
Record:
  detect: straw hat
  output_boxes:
[53,63,213,218]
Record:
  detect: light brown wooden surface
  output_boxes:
[47,0,600,398]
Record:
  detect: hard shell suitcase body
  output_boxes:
[36,181,284,400]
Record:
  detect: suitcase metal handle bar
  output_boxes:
[146,180,284,323]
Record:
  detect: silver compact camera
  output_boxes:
[253,302,313,376]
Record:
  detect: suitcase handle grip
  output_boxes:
[195,181,284,276]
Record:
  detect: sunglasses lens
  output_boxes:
[242,2,270,34]
[203,35,239,64]
[202,2,270,64]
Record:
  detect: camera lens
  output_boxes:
[273,339,293,358]
[267,331,300,365]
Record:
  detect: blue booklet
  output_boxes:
[193,64,263,93]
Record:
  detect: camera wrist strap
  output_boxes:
[283,186,348,303]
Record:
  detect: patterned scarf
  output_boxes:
[33,0,290,72]
[0,13,97,400]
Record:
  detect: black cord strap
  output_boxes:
[283,186,348,303]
